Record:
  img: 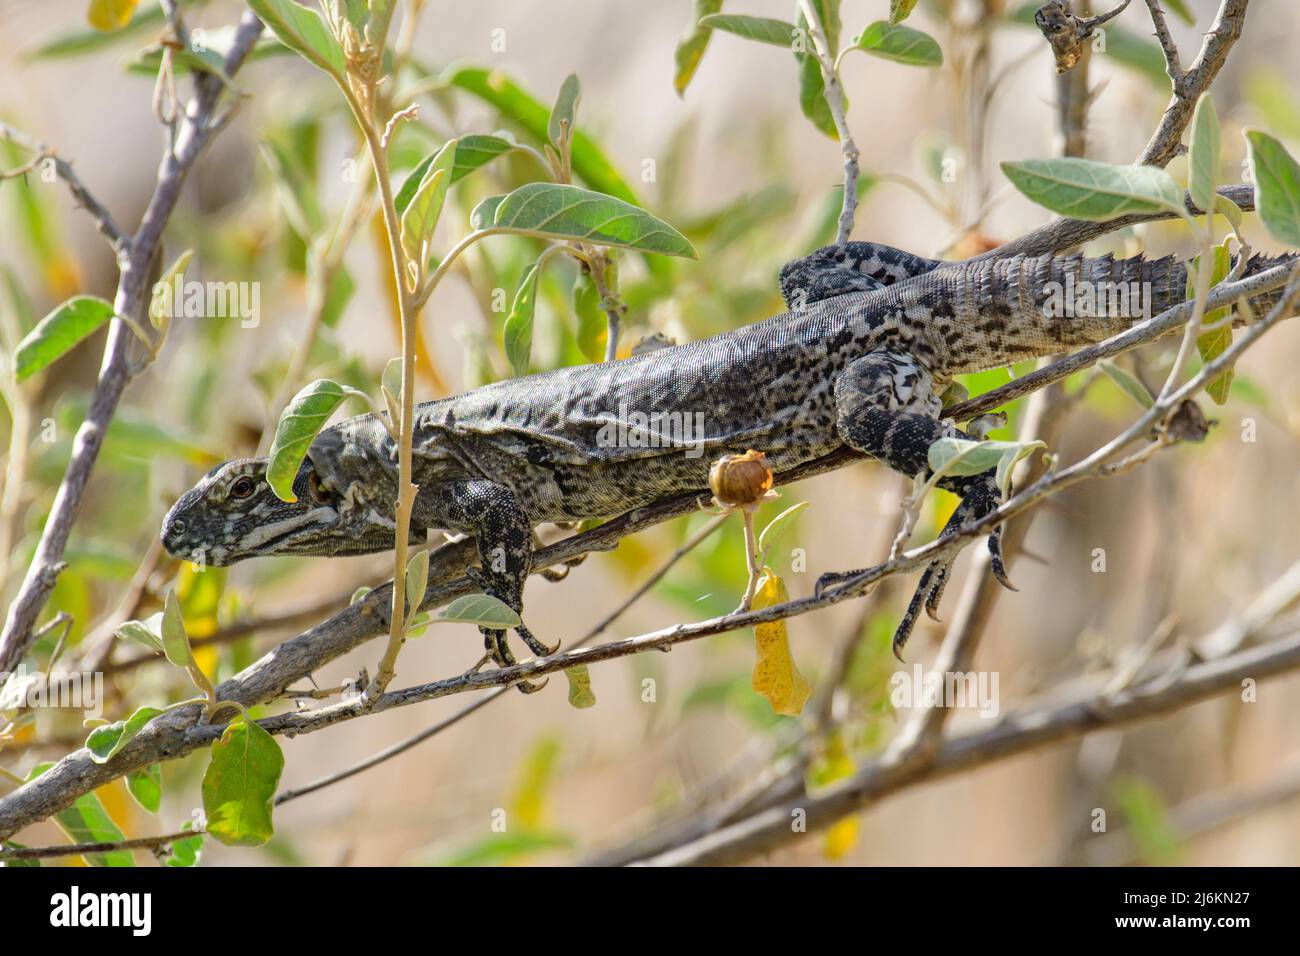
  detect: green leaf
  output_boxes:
[86,705,165,764]
[1001,158,1186,221]
[148,248,194,329]
[27,762,132,866]
[14,295,115,382]
[674,0,724,95]
[565,665,596,708]
[115,617,164,654]
[470,194,506,230]
[504,261,542,376]
[1098,360,1155,410]
[852,21,942,67]
[928,437,1045,498]
[202,715,285,847]
[260,137,324,240]
[890,0,919,23]
[1245,130,1300,247]
[159,590,191,665]
[1213,194,1243,227]
[399,138,457,269]
[126,763,162,814]
[1162,0,1194,24]
[443,66,641,206]
[484,183,696,258]
[165,823,204,867]
[1101,26,1171,89]
[1189,240,1235,404]
[161,591,191,669]
[266,378,348,502]
[548,73,581,153]
[1113,776,1182,864]
[1188,95,1220,213]
[437,593,522,628]
[404,548,430,617]
[87,0,139,32]
[245,0,346,78]
[757,500,809,554]
[699,14,798,47]
[436,830,574,867]
[572,270,606,363]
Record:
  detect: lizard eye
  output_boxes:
[230,476,256,499]
[308,471,333,505]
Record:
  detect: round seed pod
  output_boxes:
[709,450,774,508]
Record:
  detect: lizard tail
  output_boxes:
[940,250,1300,374]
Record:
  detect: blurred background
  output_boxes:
[2,0,1299,865]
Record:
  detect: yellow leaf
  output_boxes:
[750,569,810,716]
[809,732,859,860]
[824,816,860,860]
[86,0,139,32]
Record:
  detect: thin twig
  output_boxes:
[799,0,859,244]
[0,827,199,863]
[0,122,127,253]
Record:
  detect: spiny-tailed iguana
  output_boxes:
[161,242,1295,681]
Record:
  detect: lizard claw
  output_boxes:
[517,622,560,658]
[893,471,1016,657]
[814,568,868,599]
[477,626,550,693]
[988,525,1018,591]
[514,676,550,695]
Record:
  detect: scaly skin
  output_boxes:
[162,242,1296,666]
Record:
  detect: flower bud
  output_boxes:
[709,450,774,508]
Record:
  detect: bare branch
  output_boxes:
[0,826,197,863]
[0,13,266,676]
[974,182,1254,260]
[0,121,127,253]
[636,624,1300,865]
[1144,0,1184,83]
[799,0,860,244]
[1137,0,1250,167]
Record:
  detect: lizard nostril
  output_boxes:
[169,519,186,537]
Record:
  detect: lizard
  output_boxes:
[161,241,1296,683]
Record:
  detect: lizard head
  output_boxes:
[160,455,401,566]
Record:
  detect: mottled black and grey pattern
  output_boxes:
[162,242,1298,663]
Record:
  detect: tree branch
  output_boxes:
[635,623,1300,865]
[0,13,266,676]
[1137,0,1249,167]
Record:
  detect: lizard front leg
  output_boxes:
[818,350,1015,657]
[428,479,557,693]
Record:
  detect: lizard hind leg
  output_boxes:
[818,350,1014,658]
[432,480,557,694]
